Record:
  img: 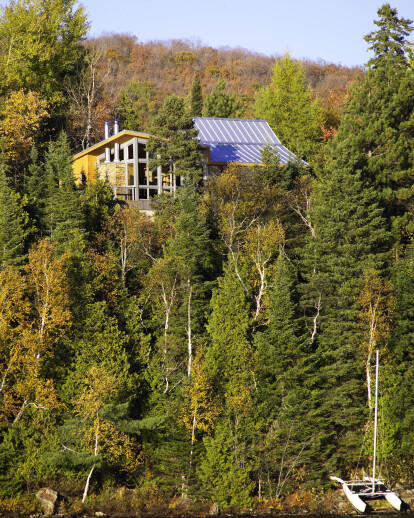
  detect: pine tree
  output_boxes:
[380,246,414,476]
[254,53,322,161]
[166,184,217,376]
[364,3,413,70]
[0,157,31,269]
[117,81,162,132]
[203,78,244,119]
[253,255,311,497]
[200,266,256,507]
[190,73,203,117]
[25,146,47,234]
[147,94,202,182]
[256,255,304,385]
[299,137,391,478]
[45,131,84,251]
[335,5,414,242]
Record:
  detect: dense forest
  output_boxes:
[0,0,414,515]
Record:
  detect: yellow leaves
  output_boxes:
[174,51,197,66]
[226,381,253,415]
[0,89,49,161]
[181,357,218,438]
[76,366,143,474]
[244,221,284,268]
[358,269,395,406]
[27,238,71,339]
[97,421,143,472]
[0,238,71,424]
[74,366,117,418]
[358,269,395,355]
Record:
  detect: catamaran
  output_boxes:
[330,350,405,513]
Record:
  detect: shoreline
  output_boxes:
[3,487,414,518]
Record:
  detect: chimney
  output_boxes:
[114,120,120,162]
[104,121,111,163]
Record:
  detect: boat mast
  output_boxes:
[372,349,379,493]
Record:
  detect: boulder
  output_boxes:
[35,488,59,516]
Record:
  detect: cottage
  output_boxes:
[72,117,298,211]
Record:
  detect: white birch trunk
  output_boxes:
[82,413,99,503]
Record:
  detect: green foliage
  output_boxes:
[63,301,135,404]
[254,53,322,162]
[298,134,391,478]
[206,266,251,389]
[198,420,254,508]
[147,94,202,182]
[0,0,89,110]
[0,160,31,269]
[80,180,116,241]
[335,14,414,242]
[190,73,203,117]
[364,3,413,69]
[3,2,414,509]
[44,131,84,251]
[203,78,244,118]
[117,81,163,132]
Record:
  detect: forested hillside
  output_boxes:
[0,0,414,516]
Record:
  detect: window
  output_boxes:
[138,143,146,159]
[127,164,134,186]
[139,163,147,184]
[162,165,172,187]
[149,169,158,186]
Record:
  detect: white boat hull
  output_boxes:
[330,475,404,513]
[363,476,404,511]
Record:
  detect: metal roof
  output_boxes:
[193,117,297,165]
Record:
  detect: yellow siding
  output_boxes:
[73,154,99,184]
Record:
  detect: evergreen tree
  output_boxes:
[206,265,252,392]
[335,5,414,242]
[299,136,391,478]
[254,53,322,162]
[45,131,84,251]
[0,157,31,269]
[25,146,47,232]
[364,3,413,70]
[203,78,244,119]
[256,255,304,386]
[147,94,202,182]
[190,73,203,117]
[117,81,162,132]
[382,246,414,476]
[253,255,311,496]
[166,185,217,374]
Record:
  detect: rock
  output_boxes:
[209,502,219,515]
[95,513,107,518]
[35,488,60,516]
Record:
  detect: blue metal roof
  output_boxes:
[193,117,298,165]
